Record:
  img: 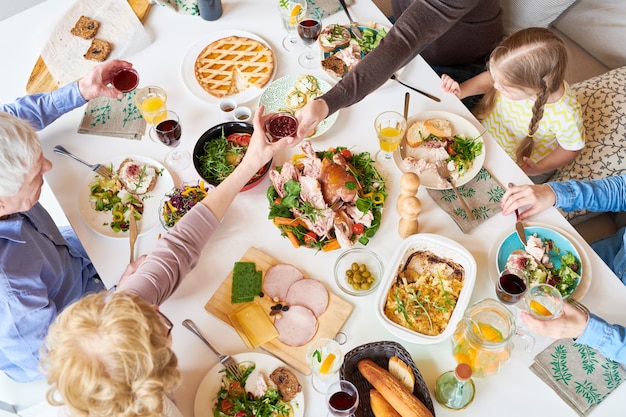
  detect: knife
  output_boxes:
[509,183,527,244]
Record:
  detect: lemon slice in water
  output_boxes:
[319,353,336,374]
[530,300,552,317]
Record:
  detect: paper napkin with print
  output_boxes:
[150,0,354,17]
[151,0,199,15]
[530,338,626,416]
[426,167,504,233]
[306,0,355,18]
[78,90,146,140]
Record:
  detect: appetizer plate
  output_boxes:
[375,233,477,344]
[181,30,276,104]
[159,181,214,230]
[340,341,435,417]
[78,155,174,238]
[258,74,338,138]
[393,110,486,190]
[491,223,591,300]
[194,352,305,417]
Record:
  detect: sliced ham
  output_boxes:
[262,264,304,301]
[274,305,318,346]
[285,279,329,317]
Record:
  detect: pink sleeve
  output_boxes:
[117,203,219,305]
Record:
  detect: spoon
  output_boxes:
[338,0,363,40]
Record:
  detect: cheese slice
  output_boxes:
[229,302,278,348]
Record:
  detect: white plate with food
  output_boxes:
[181,30,276,104]
[258,73,338,139]
[375,233,476,344]
[78,155,174,238]
[194,352,305,417]
[393,110,485,190]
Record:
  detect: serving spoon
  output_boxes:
[338,0,363,40]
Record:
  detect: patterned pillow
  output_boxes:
[550,66,626,223]
[499,0,578,35]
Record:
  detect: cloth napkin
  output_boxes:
[150,0,353,17]
[530,338,626,416]
[78,90,146,140]
[427,167,504,233]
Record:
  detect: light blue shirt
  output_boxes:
[549,175,626,363]
[0,82,86,131]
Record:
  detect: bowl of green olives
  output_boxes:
[334,248,384,296]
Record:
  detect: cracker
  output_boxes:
[70,16,100,40]
[83,38,111,62]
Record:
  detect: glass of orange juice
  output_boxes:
[374,111,406,161]
[135,86,167,125]
[306,338,344,393]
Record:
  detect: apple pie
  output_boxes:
[194,36,274,98]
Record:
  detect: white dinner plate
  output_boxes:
[393,110,486,190]
[194,352,305,417]
[77,155,174,238]
[181,30,277,104]
[258,73,338,139]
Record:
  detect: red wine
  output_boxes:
[496,273,527,304]
[156,119,182,147]
[329,391,357,411]
[298,19,321,46]
[266,113,298,141]
[111,68,139,93]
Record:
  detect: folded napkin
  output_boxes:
[151,0,199,15]
[150,0,353,17]
[530,338,626,416]
[78,91,146,140]
[427,167,504,233]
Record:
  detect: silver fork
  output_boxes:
[435,159,476,221]
[53,145,113,179]
[182,319,243,380]
[567,297,590,314]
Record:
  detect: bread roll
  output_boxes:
[424,118,452,137]
[370,389,402,417]
[358,359,433,417]
[318,24,351,53]
[388,356,415,391]
[406,121,430,147]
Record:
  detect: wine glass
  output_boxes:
[495,268,528,305]
[374,111,406,162]
[326,380,359,417]
[149,110,190,171]
[297,11,322,68]
[278,0,307,52]
[306,338,344,393]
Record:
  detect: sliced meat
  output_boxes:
[299,175,326,209]
[285,279,329,317]
[269,367,302,401]
[262,263,304,301]
[274,305,318,346]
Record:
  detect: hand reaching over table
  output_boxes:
[501,184,557,220]
[78,59,135,100]
[294,98,329,144]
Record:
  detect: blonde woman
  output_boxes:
[441,27,585,183]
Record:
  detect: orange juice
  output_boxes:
[139,96,167,124]
[377,126,403,152]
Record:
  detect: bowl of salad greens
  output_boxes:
[193,122,272,191]
[159,181,213,229]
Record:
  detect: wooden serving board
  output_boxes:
[204,247,354,375]
[25,0,151,94]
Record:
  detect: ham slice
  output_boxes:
[285,279,329,317]
[262,264,304,301]
[274,305,318,346]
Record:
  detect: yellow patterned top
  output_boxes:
[482,82,585,162]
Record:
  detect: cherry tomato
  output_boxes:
[220,400,233,414]
[234,411,246,417]
[227,133,251,146]
[340,149,352,159]
[229,381,244,396]
[304,231,317,246]
[447,144,456,156]
[352,223,365,234]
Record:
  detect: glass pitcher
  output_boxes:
[451,298,533,377]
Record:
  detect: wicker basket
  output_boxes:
[340,340,435,417]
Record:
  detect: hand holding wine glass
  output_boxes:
[297,11,322,68]
[149,110,190,171]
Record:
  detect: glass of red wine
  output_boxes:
[495,268,528,305]
[297,12,322,68]
[149,110,190,171]
[111,67,139,93]
[326,380,359,417]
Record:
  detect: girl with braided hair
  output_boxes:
[441,27,585,183]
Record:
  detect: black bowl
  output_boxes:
[193,121,272,191]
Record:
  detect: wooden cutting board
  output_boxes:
[205,247,354,375]
[25,0,151,94]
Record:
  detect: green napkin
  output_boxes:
[78,90,146,140]
[530,338,626,416]
[427,167,504,233]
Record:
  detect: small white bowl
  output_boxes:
[334,248,384,296]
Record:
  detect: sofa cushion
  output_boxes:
[550,66,626,223]
[500,0,577,35]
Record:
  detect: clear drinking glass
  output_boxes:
[297,11,322,68]
[374,111,406,162]
[306,338,344,393]
[135,86,167,125]
[149,110,190,171]
[278,0,307,52]
[326,380,359,417]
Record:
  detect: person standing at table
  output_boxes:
[0,60,137,383]
[40,108,290,417]
[295,0,503,140]
[441,28,585,183]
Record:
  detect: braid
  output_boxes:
[515,80,550,164]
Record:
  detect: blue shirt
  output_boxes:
[0,82,86,131]
[549,175,626,363]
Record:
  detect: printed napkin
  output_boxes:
[530,338,626,416]
[427,167,504,233]
[78,90,146,140]
[150,0,353,17]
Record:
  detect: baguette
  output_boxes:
[388,356,416,391]
[358,359,433,417]
[370,389,402,417]
[424,118,452,137]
